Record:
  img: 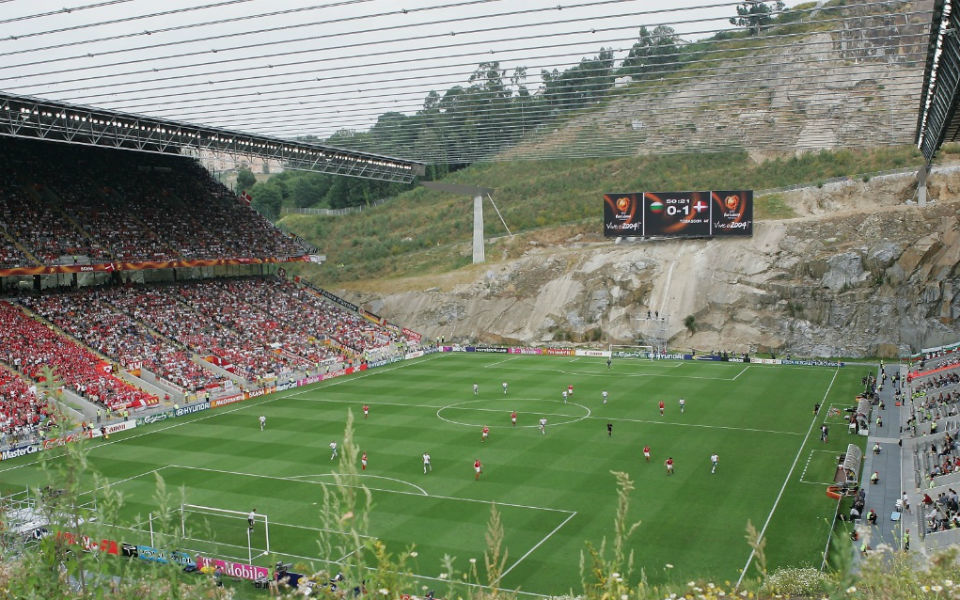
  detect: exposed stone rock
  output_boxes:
[339,167,960,359]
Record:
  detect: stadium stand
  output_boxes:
[0,301,157,410]
[0,136,416,454]
[0,137,305,267]
[0,367,53,446]
[18,290,225,393]
[898,351,960,547]
[4,278,408,387]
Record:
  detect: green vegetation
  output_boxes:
[253,1,902,218]
[2,354,869,599]
[279,145,921,282]
[755,193,797,220]
[5,356,959,599]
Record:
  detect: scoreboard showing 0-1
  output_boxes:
[602,190,753,238]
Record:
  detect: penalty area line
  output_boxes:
[495,511,577,584]
[735,367,840,589]
[483,356,520,368]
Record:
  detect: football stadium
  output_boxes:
[1,1,960,599]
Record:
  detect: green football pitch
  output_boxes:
[0,353,867,595]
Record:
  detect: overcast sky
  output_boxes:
[1,1,808,138]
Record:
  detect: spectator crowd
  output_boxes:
[0,302,157,411]
[0,137,305,268]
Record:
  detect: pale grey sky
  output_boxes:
[0,1,818,139]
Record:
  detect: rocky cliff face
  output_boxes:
[339,166,960,358]
[502,0,932,161]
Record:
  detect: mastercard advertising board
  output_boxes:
[602,190,752,238]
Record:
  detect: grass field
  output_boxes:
[0,353,867,596]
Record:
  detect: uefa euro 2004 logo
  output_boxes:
[616,196,631,213]
[724,195,739,211]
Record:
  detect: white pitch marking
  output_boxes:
[731,366,750,380]
[495,511,577,583]
[589,415,802,436]
[0,354,446,475]
[169,464,573,514]
[483,356,520,368]
[736,367,840,588]
[556,368,743,381]
[288,473,429,496]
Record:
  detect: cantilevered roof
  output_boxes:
[0,1,936,164]
[0,91,423,182]
[917,0,960,161]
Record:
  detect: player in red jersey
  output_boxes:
[362,405,369,419]
[511,411,517,426]
[568,384,574,397]
[643,445,651,462]
[481,425,490,442]
[659,400,665,416]
[361,452,367,471]
[474,458,482,480]
[664,457,674,475]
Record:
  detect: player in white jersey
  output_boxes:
[601,391,608,405]
[679,398,686,413]
[422,452,432,474]
[259,415,266,431]
[473,383,479,396]
[502,381,508,395]
[539,417,547,434]
[710,453,719,474]
[329,441,338,460]
[561,390,567,403]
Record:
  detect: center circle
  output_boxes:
[436,399,591,428]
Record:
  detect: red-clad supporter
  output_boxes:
[19,291,224,392]
[106,283,308,380]
[13,278,408,385]
[0,369,54,444]
[0,302,156,410]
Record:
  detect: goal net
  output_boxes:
[609,345,656,360]
[180,504,270,564]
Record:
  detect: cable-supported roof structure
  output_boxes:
[917,0,960,161]
[0,0,937,165]
[0,92,423,182]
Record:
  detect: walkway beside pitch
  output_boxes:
[857,363,907,560]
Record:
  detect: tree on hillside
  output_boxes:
[292,174,332,208]
[620,26,682,79]
[730,1,785,36]
[541,48,616,112]
[236,167,256,191]
[250,181,282,220]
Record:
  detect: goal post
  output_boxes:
[608,344,656,360]
[180,504,270,564]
